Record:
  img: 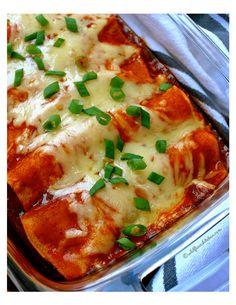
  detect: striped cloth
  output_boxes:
[188,14,229,53]
[121,14,229,292]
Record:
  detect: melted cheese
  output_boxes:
[8,14,209,259]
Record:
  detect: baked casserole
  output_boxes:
[7,14,228,280]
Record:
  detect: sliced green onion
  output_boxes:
[43,81,60,99]
[33,56,45,70]
[83,106,100,116]
[126,106,150,128]
[89,178,106,196]
[110,87,125,102]
[155,140,167,153]
[141,108,150,129]
[68,99,83,114]
[147,172,165,185]
[24,31,38,42]
[65,16,79,32]
[122,224,147,237]
[96,112,111,126]
[24,31,44,44]
[7,43,13,56]
[104,164,123,180]
[83,107,111,126]
[35,14,49,26]
[134,197,151,211]
[121,153,143,161]
[14,68,24,87]
[74,81,90,97]
[116,237,135,250]
[53,38,65,47]
[104,139,115,160]
[110,76,124,89]
[113,166,123,176]
[116,136,124,152]
[83,106,99,116]
[43,114,61,132]
[35,31,45,45]
[127,158,147,170]
[159,83,173,91]
[110,177,128,185]
[104,164,114,180]
[26,44,42,55]
[82,71,97,82]
[45,70,66,77]
[11,51,25,61]
[126,105,141,117]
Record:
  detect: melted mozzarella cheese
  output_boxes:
[8,14,208,257]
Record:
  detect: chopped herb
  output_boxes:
[96,112,111,126]
[126,105,150,129]
[83,106,111,126]
[116,136,124,152]
[53,38,65,47]
[43,81,60,99]
[89,178,106,196]
[26,44,42,55]
[104,164,114,180]
[11,51,25,61]
[159,83,173,91]
[35,14,49,26]
[74,81,90,97]
[122,224,147,237]
[7,43,13,56]
[65,16,79,32]
[82,71,97,82]
[110,76,124,89]
[43,114,61,132]
[147,172,165,185]
[83,106,101,116]
[116,237,135,250]
[68,99,83,114]
[110,87,125,102]
[155,140,167,153]
[33,56,45,70]
[24,32,38,42]
[121,153,143,160]
[113,166,123,176]
[126,105,141,117]
[140,108,150,129]
[14,68,24,87]
[35,31,45,45]
[45,70,66,77]
[104,139,115,160]
[127,158,147,170]
[110,177,128,185]
[104,164,123,180]
[134,197,151,211]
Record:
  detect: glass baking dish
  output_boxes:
[7,14,229,291]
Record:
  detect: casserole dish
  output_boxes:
[7,14,229,291]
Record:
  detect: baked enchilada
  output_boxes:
[7,14,228,280]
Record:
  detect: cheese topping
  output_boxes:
[8,14,225,273]
[8,13,203,233]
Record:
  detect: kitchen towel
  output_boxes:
[151,215,229,292]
